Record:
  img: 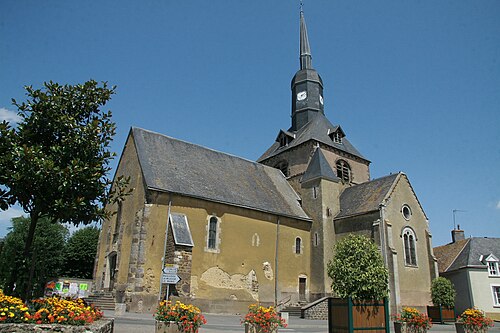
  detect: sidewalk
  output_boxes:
[104,310,499,333]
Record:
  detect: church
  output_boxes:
[93,10,438,315]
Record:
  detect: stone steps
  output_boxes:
[85,293,116,311]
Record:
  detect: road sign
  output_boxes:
[161,273,180,284]
[163,265,178,275]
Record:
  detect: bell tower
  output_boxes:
[291,10,324,131]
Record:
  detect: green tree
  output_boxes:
[0,80,123,299]
[62,226,100,279]
[431,277,456,308]
[0,217,68,297]
[327,234,389,300]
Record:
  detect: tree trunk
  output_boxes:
[22,213,39,300]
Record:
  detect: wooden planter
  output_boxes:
[427,305,455,324]
[328,297,389,333]
[156,321,181,333]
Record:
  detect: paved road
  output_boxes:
[104,310,500,333]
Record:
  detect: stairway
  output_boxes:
[281,305,303,317]
[85,292,115,311]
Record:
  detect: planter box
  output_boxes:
[0,318,113,333]
[328,297,389,333]
[156,321,181,333]
[244,323,278,333]
[394,322,406,333]
[427,306,455,324]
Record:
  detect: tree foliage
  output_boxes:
[62,226,100,279]
[327,234,389,300]
[0,217,68,298]
[0,80,128,299]
[431,277,456,308]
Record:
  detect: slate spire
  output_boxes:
[291,8,324,131]
[300,9,313,70]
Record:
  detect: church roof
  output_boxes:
[257,113,368,163]
[434,237,500,273]
[335,173,400,219]
[131,127,311,221]
[301,148,339,184]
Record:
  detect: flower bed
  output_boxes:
[0,289,103,325]
[393,307,432,333]
[242,304,287,333]
[457,308,493,333]
[155,300,206,333]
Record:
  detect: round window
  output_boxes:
[402,205,412,220]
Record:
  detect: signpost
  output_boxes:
[161,264,180,298]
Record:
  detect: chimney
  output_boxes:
[451,224,465,243]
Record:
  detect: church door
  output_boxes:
[108,253,117,291]
[299,277,306,302]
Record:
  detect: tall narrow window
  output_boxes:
[208,217,218,249]
[402,228,417,266]
[295,237,302,254]
[312,186,318,199]
[492,286,500,306]
[336,160,351,182]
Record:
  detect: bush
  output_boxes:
[431,277,455,308]
[327,234,389,300]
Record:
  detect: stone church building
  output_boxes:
[93,11,438,314]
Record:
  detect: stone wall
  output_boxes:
[302,297,328,320]
[0,319,113,333]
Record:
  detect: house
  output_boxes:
[93,9,438,314]
[434,227,500,319]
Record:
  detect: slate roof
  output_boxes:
[434,237,500,273]
[131,127,310,221]
[257,113,368,163]
[335,173,400,219]
[301,148,339,184]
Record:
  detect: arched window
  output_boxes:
[336,160,351,182]
[208,216,218,249]
[275,161,289,177]
[402,227,417,266]
[295,237,302,254]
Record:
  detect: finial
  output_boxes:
[300,0,304,13]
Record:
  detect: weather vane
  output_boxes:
[300,0,304,13]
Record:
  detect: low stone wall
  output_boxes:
[302,297,329,320]
[0,318,113,333]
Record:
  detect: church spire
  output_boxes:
[300,10,312,70]
[290,7,324,131]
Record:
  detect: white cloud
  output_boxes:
[0,206,26,237]
[496,200,500,210]
[0,107,22,123]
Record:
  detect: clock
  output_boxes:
[319,95,324,105]
[297,91,307,101]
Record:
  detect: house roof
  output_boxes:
[301,148,339,184]
[434,237,500,273]
[257,113,368,163]
[131,127,311,222]
[335,173,400,219]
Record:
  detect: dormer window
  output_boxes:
[485,254,500,276]
[328,127,345,144]
[332,131,342,143]
[276,130,295,148]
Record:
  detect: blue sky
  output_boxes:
[0,1,499,246]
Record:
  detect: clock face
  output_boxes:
[297,91,307,101]
[319,95,324,105]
